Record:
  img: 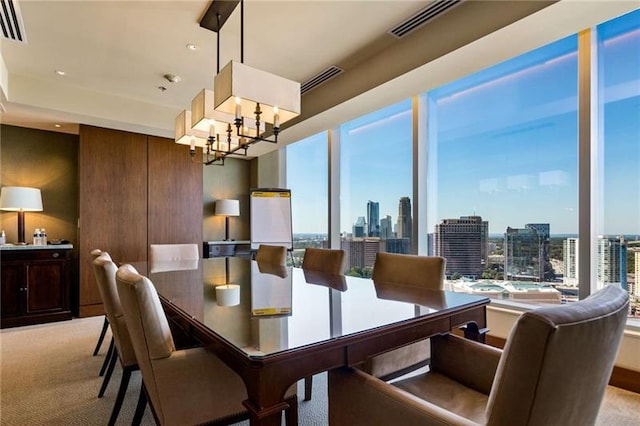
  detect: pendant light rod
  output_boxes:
[240,0,244,63]
[216,12,220,73]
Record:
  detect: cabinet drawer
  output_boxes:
[1,249,71,262]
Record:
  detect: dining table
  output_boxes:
[137,256,490,426]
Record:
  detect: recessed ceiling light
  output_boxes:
[54,70,66,76]
[186,43,198,51]
[54,124,62,128]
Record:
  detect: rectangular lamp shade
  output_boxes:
[190,89,238,134]
[175,110,208,147]
[214,61,300,126]
[215,199,240,216]
[0,186,43,211]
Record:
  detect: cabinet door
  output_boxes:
[26,262,67,314]
[1,263,24,318]
[79,125,148,316]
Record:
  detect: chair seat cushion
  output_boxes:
[153,347,297,426]
[394,371,488,424]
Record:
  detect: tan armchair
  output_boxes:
[90,248,111,359]
[362,252,446,380]
[329,285,629,426]
[300,247,346,401]
[115,264,298,426]
[92,252,141,425]
[301,247,346,274]
[255,244,287,266]
[149,243,199,272]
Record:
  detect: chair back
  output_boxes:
[149,243,199,262]
[486,285,629,425]
[92,252,137,367]
[302,248,346,275]
[255,244,287,266]
[372,253,446,289]
[116,264,176,423]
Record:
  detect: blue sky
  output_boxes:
[287,10,639,237]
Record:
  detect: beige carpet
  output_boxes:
[0,317,638,425]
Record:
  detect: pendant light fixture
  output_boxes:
[175,0,300,166]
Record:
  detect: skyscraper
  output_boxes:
[366,200,380,237]
[597,236,627,290]
[635,252,640,298]
[563,238,579,286]
[434,216,488,279]
[380,215,393,239]
[352,216,366,238]
[504,223,551,282]
[396,197,412,240]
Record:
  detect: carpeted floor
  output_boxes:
[0,316,638,425]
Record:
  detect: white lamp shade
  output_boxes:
[0,187,43,211]
[190,89,238,134]
[214,61,300,125]
[174,110,208,147]
[215,199,240,217]
[215,284,240,306]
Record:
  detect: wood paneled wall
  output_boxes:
[79,126,202,316]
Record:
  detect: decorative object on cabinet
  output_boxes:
[0,186,43,244]
[0,245,73,328]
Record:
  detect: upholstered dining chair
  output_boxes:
[92,252,141,426]
[362,252,446,381]
[255,244,287,266]
[329,285,629,426]
[91,248,110,357]
[301,247,346,275]
[115,264,298,426]
[149,243,199,262]
[300,247,346,400]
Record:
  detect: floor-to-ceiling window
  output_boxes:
[596,10,640,317]
[426,34,579,304]
[286,131,329,266]
[285,9,639,319]
[339,100,413,277]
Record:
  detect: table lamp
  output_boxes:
[215,199,240,241]
[0,186,43,244]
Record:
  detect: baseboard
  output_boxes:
[79,303,104,317]
[610,366,640,394]
[485,334,639,394]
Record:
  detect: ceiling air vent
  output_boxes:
[1,0,26,43]
[301,66,343,95]
[389,0,462,38]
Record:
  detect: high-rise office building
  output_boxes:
[635,252,640,298]
[352,216,366,238]
[434,216,488,279]
[563,238,579,286]
[396,197,412,240]
[380,215,393,239]
[504,223,551,282]
[341,238,384,270]
[385,238,410,254]
[366,201,380,237]
[597,236,627,290]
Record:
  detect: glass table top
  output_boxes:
[144,257,488,359]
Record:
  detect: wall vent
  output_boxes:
[389,0,462,38]
[1,0,26,43]
[301,66,343,95]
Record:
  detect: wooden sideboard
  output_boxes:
[1,245,73,328]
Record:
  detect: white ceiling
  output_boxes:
[1,0,637,157]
